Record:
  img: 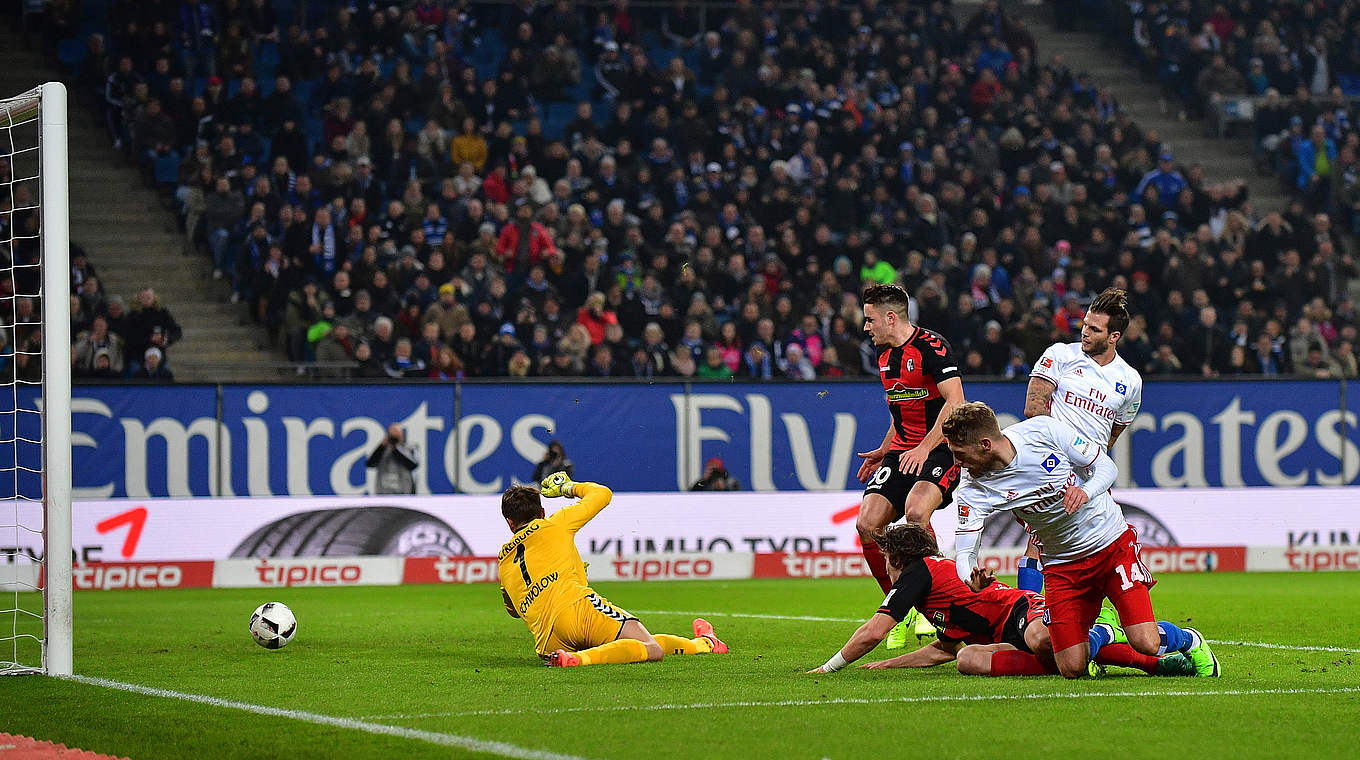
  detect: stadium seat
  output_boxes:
[56,38,85,78]
[152,151,181,189]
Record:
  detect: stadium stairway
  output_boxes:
[0,30,284,384]
[1016,4,1289,215]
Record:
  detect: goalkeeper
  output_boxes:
[498,472,730,667]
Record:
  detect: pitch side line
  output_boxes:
[61,674,596,760]
[633,610,1360,654]
[359,686,1360,721]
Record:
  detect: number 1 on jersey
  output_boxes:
[514,543,532,585]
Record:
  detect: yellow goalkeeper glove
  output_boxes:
[539,471,578,498]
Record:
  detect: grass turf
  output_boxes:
[2,573,1358,759]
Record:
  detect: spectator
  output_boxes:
[532,440,575,482]
[690,456,739,491]
[366,424,419,494]
[132,347,174,383]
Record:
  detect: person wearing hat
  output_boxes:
[1133,151,1187,201]
[690,456,740,491]
[424,282,471,338]
[133,347,175,383]
[595,40,628,101]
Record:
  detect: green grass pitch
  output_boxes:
[3,573,1358,759]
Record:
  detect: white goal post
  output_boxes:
[0,81,72,676]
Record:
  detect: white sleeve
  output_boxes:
[1081,450,1119,498]
[952,488,992,581]
[1115,376,1142,425]
[1030,344,1063,386]
[1052,419,1118,496]
[954,527,980,584]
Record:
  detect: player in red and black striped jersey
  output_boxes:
[809,524,1198,677]
[854,284,965,607]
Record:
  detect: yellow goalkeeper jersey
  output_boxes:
[498,482,612,652]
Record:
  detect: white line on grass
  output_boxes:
[60,674,596,760]
[632,610,1360,654]
[359,686,1360,721]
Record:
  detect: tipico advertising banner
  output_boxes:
[6,488,1359,569]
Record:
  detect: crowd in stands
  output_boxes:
[1115,0,1360,235]
[31,0,1360,381]
[0,130,180,384]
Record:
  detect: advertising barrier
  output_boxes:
[11,379,1358,498]
[5,545,1324,593]
[5,487,1357,572]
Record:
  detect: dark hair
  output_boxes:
[874,523,940,569]
[1088,287,1131,335]
[941,401,1002,445]
[501,485,544,526]
[862,283,911,316]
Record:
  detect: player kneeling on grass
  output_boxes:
[943,402,1219,679]
[808,524,1198,677]
[499,472,729,667]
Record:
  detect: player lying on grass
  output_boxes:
[943,401,1219,679]
[498,472,729,667]
[808,523,1200,677]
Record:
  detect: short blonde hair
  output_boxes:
[942,401,1002,444]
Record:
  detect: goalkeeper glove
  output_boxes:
[539,472,578,498]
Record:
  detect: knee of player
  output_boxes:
[1057,662,1087,679]
[645,642,665,662]
[1126,629,1160,655]
[854,513,882,538]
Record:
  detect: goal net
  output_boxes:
[0,82,72,676]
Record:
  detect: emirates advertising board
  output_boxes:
[5,379,1359,500]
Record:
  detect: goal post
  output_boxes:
[0,81,72,676]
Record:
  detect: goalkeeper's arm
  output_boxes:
[501,586,519,618]
[809,613,898,673]
[541,473,613,533]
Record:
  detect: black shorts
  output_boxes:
[862,447,960,519]
[1000,594,1047,654]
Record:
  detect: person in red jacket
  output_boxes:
[496,201,558,283]
[575,291,618,345]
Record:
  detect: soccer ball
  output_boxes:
[249,602,297,649]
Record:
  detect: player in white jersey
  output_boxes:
[1016,288,1141,593]
[941,402,1219,679]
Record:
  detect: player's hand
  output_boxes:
[966,566,996,592]
[855,448,885,483]
[539,472,577,498]
[501,586,520,618]
[806,666,830,674]
[898,445,930,475]
[1062,484,1090,515]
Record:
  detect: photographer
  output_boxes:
[532,440,575,482]
[366,424,419,494]
[690,457,741,491]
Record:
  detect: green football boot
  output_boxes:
[885,619,910,650]
[1094,607,1129,644]
[1184,628,1221,677]
[1155,652,1198,677]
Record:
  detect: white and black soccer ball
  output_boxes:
[249,602,297,649]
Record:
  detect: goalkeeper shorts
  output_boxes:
[538,593,638,656]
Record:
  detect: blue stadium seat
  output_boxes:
[152,151,181,189]
[303,117,324,153]
[258,76,276,96]
[292,79,316,109]
[56,38,86,76]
